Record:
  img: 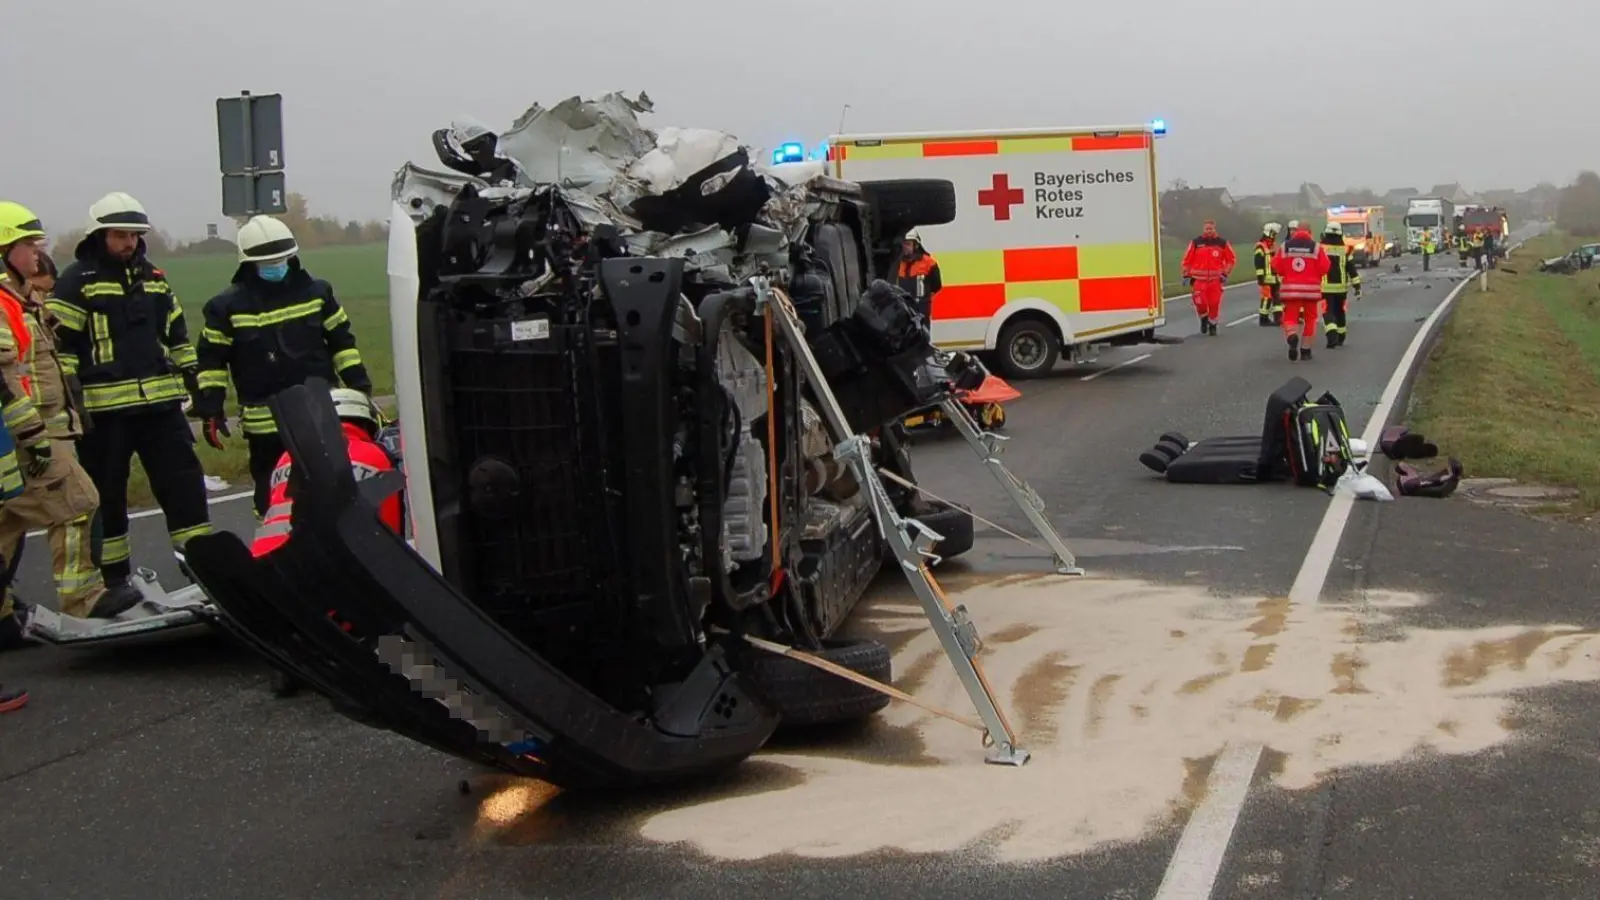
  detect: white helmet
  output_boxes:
[331,388,379,433]
[1323,220,1343,236]
[904,228,922,243]
[1287,219,1301,231]
[1263,222,1282,237]
[85,192,151,235]
[237,215,299,263]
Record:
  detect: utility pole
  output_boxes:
[217,91,287,226]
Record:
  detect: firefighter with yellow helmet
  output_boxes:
[48,192,214,594]
[0,201,145,650]
[194,215,374,517]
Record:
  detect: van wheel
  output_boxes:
[747,638,893,728]
[857,179,958,233]
[994,317,1060,379]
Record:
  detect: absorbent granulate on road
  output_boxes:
[633,576,1600,863]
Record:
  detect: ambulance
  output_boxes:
[1324,205,1390,268]
[829,123,1169,379]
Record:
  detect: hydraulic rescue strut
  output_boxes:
[750,275,1083,766]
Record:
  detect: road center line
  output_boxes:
[1151,267,1479,900]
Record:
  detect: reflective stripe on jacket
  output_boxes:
[1183,234,1235,280]
[0,276,42,445]
[1270,233,1331,302]
[196,260,371,436]
[2,271,85,439]
[1253,240,1280,284]
[250,422,402,557]
[48,236,195,414]
[1319,238,1360,295]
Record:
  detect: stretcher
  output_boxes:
[24,563,215,648]
[902,373,1021,431]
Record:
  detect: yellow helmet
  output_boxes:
[0,201,46,248]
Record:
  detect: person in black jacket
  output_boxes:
[48,192,212,589]
[194,216,374,517]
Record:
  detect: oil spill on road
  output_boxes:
[633,576,1600,863]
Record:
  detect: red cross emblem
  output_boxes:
[978,173,1025,221]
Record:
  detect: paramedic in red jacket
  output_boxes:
[250,388,402,558]
[1180,220,1235,336]
[1270,223,1331,362]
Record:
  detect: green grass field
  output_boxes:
[1410,233,1600,516]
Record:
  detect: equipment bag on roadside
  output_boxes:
[1284,392,1354,489]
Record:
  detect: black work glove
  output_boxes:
[203,415,231,451]
[24,439,50,478]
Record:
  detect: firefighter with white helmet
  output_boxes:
[895,228,943,319]
[195,215,374,517]
[1253,222,1284,326]
[1318,219,1362,349]
[48,192,213,594]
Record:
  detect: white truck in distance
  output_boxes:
[1405,197,1454,253]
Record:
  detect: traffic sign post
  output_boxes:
[217,91,286,218]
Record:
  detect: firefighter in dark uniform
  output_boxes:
[48,192,213,590]
[194,215,374,518]
[895,229,943,320]
[1318,221,1362,349]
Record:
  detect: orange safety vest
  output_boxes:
[0,280,35,397]
[251,422,403,557]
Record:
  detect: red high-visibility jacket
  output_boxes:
[1270,231,1331,302]
[1181,234,1236,281]
[250,421,403,557]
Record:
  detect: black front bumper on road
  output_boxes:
[183,381,779,790]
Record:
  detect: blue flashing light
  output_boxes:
[809,141,830,161]
[1150,118,1167,136]
[773,141,805,164]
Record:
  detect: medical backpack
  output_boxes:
[1284,391,1354,489]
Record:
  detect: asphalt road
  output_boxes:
[5,241,1591,900]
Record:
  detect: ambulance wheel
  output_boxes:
[994,316,1060,379]
[857,179,958,232]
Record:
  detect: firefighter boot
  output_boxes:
[1287,334,1300,361]
[86,579,144,620]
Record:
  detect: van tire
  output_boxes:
[994,316,1060,379]
[858,179,958,233]
[747,638,893,728]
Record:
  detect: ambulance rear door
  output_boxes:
[831,125,1165,375]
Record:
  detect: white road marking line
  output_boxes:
[1224,312,1258,328]
[1152,270,1478,900]
[23,490,256,539]
[1079,353,1152,382]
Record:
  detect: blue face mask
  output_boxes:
[257,261,290,282]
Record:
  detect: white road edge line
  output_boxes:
[1151,268,1478,900]
[1079,353,1152,382]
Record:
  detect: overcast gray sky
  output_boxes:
[4,0,1584,239]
